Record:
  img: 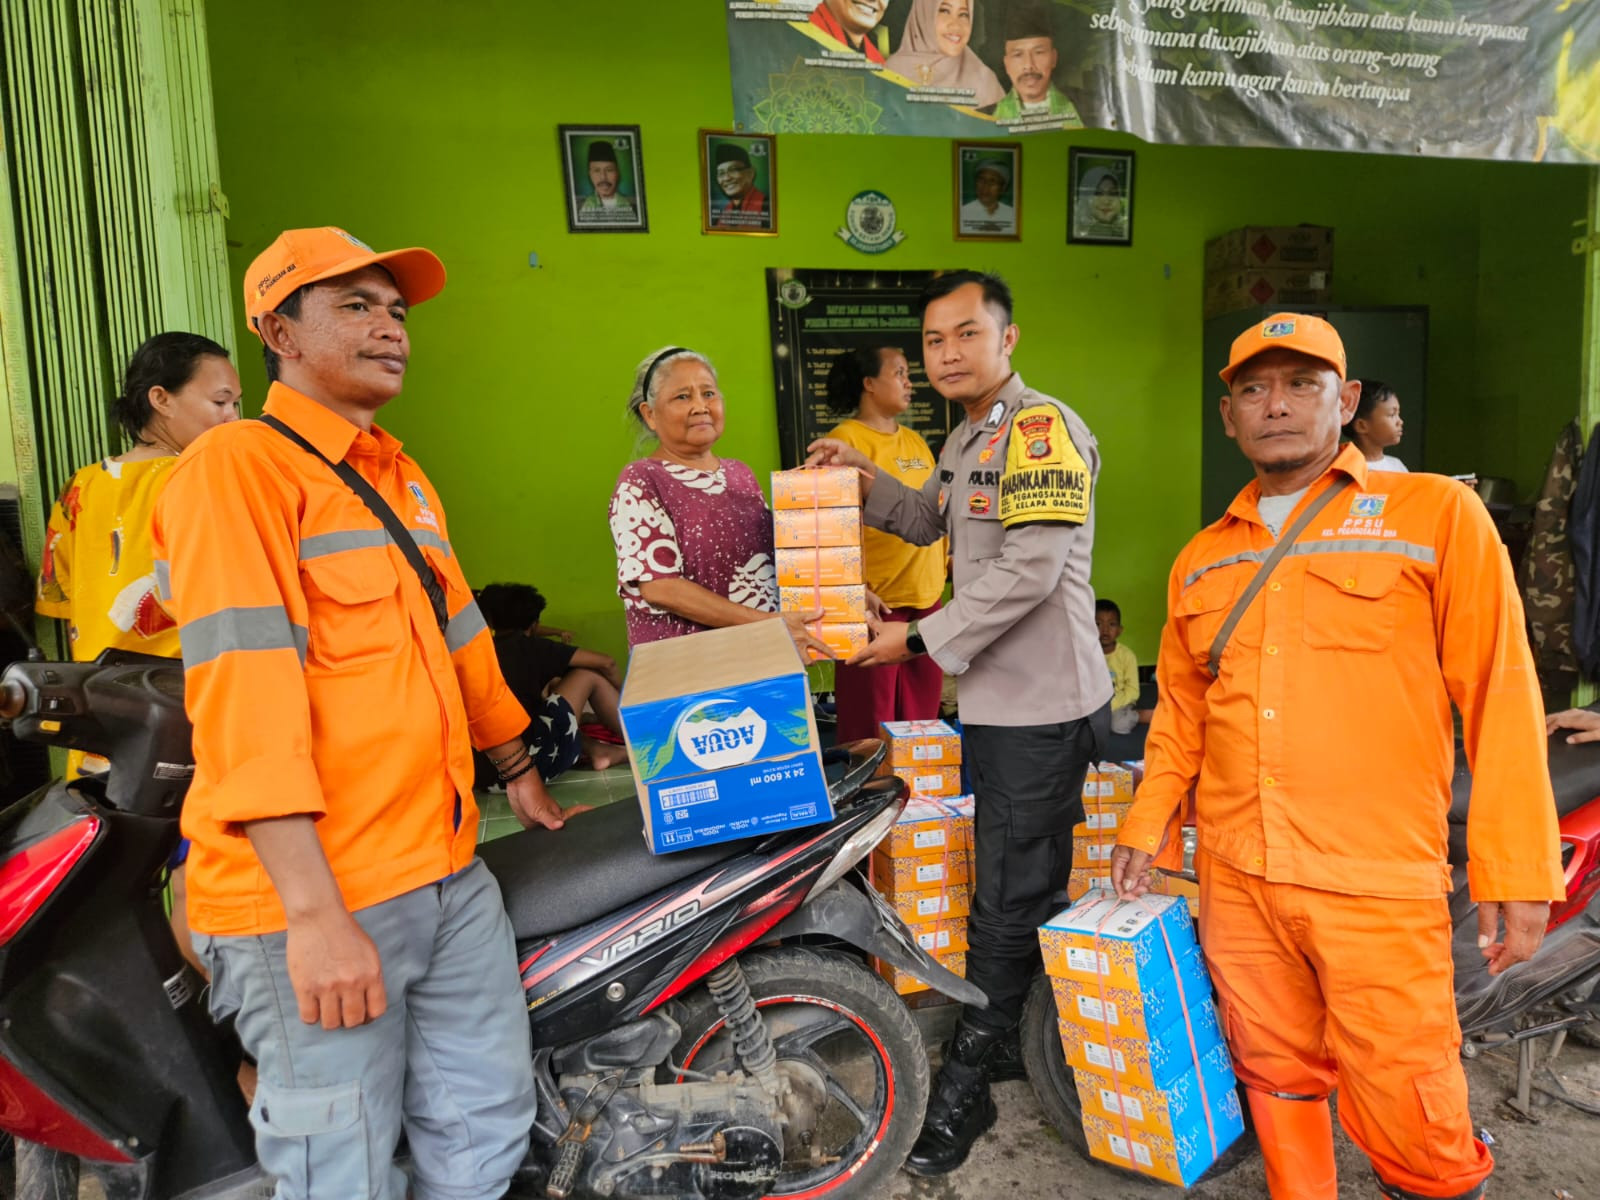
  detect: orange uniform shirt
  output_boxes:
[153,384,529,935]
[1121,446,1564,903]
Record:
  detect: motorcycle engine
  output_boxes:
[558,1075,783,1199]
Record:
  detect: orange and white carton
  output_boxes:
[910,919,969,956]
[881,883,971,925]
[870,847,971,891]
[879,796,956,857]
[775,546,864,588]
[806,623,868,663]
[779,584,868,623]
[773,506,862,549]
[878,949,965,996]
[1068,868,1113,902]
[880,719,961,768]
[771,467,861,510]
[1071,834,1118,870]
[884,764,961,798]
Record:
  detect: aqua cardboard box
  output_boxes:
[620,621,832,854]
[1073,1036,1241,1146]
[1051,944,1211,1039]
[1080,1057,1246,1188]
[1038,889,1198,992]
[1057,999,1224,1091]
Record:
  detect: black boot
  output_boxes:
[985,1024,1026,1083]
[903,1023,1000,1177]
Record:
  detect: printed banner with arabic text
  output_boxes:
[728,0,1600,162]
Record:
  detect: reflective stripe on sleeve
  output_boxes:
[299,527,453,562]
[444,600,488,653]
[1183,539,1437,588]
[153,559,171,601]
[181,606,309,670]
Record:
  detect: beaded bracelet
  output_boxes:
[488,744,529,769]
[495,751,533,781]
[499,758,538,785]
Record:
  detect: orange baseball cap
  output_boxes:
[1219,312,1347,385]
[243,227,446,337]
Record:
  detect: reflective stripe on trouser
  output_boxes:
[960,712,1101,1033]
[1196,853,1493,1199]
[194,859,534,1200]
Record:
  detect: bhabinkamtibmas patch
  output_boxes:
[999,404,1089,527]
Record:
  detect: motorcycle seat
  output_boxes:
[477,799,763,941]
[1448,731,1600,828]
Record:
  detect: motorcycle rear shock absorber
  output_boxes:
[705,960,786,1101]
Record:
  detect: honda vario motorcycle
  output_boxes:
[0,654,981,1199]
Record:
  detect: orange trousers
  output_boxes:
[1197,853,1492,1199]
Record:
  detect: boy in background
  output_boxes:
[1097,598,1140,734]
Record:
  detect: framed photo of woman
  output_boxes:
[953,142,1021,242]
[1067,147,1134,246]
[559,124,648,234]
[700,130,777,236]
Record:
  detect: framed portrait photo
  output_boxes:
[1067,147,1134,246]
[559,124,648,234]
[700,130,777,236]
[953,141,1021,242]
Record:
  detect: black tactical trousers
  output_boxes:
[960,707,1105,1034]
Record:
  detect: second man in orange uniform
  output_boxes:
[1112,313,1564,1200]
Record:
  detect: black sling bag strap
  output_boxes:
[1205,476,1356,678]
[258,414,450,635]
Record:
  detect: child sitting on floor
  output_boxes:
[1096,598,1141,735]
[474,582,629,787]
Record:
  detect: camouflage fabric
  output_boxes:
[1521,420,1582,692]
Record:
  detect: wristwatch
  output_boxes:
[905,620,926,656]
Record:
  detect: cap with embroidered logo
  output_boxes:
[1219,312,1347,385]
[242,227,446,338]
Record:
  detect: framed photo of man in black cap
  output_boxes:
[699,130,777,237]
[559,124,648,233]
[953,141,1021,241]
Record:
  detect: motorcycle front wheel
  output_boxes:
[664,946,930,1198]
[1019,972,1256,1182]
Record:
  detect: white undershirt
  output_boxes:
[1369,454,1408,473]
[1257,486,1309,541]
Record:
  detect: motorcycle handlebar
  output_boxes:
[0,680,24,720]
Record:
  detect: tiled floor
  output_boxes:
[474,765,635,844]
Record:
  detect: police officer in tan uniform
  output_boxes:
[809,270,1110,1176]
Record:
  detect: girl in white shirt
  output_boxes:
[1344,378,1409,472]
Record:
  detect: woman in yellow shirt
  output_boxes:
[825,346,947,741]
[37,332,240,667]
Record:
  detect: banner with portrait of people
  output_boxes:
[726,0,1600,163]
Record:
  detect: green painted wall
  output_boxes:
[205,0,1589,668]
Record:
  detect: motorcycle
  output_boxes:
[0,653,983,1199]
[1015,722,1600,1180]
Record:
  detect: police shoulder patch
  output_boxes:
[998,404,1090,527]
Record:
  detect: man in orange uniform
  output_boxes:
[1111,313,1564,1200]
[155,227,566,1200]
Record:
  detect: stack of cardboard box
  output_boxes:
[1202,224,1334,318]
[869,720,971,997]
[772,467,868,662]
[1039,890,1245,1187]
[1069,763,1136,901]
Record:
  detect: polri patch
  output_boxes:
[968,491,993,516]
